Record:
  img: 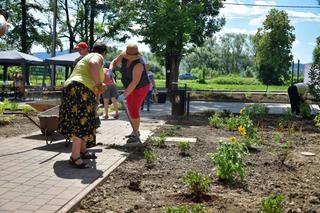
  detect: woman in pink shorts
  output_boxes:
[109,44,150,143]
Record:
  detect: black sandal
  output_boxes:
[69,156,88,169]
[80,150,97,159]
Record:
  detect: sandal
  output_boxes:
[113,114,119,119]
[102,115,109,119]
[69,156,88,169]
[80,150,97,159]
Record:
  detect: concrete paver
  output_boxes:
[0,101,319,212]
[0,107,165,213]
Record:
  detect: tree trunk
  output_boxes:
[84,0,89,43]
[21,0,27,53]
[64,0,75,52]
[165,53,171,90]
[89,0,95,49]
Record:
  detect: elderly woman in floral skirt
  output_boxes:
[58,42,107,169]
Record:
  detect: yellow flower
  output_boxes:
[82,93,88,101]
[83,135,89,142]
[80,117,88,125]
[88,134,94,142]
[71,105,77,113]
[230,137,237,144]
[87,105,93,112]
[238,126,247,136]
[70,88,76,96]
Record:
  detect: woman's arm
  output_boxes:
[123,63,144,97]
[109,54,123,71]
[89,55,104,94]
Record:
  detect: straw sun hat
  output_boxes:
[121,43,142,61]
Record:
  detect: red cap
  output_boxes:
[74,42,88,50]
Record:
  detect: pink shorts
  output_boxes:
[126,84,150,119]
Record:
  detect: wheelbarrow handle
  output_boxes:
[3,111,41,129]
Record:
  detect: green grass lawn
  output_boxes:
[2,75,288,92]
[116,77,288,91]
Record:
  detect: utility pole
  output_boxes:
[51,0,57,87]
[297,59,300,82]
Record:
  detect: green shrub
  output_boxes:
[261,194,285,213]
[10,102,19,111]
[182,171,211,195]
[208,113,224,128]
[2,98,11,109]
[300,102,311,119]
[144,149,157,166]
[272,131,283,144]
[164,204,205,213]
[159,129,175,138]
[212,75,260,85]
[210,138,246,181]
[225,115,240,131]
[240,103,269,122]
[315,114,320,129]
[177,141,191,155]
[149,136,166,148]
[21,105,34,113]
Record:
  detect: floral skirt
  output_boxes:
[58,81,98,143]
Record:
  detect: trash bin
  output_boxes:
[157,91,167,103]
[171,82,187,116]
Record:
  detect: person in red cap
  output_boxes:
[74,42,89,65]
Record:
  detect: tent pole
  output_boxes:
[3,65,8,82]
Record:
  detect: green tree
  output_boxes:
[253,9,295,85]
[136,0,225,89]
[181,33,256,77]
[313,36,320,65]
[309,36,320,101]
[4,1,53,53]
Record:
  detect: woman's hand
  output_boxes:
[93,83,105,95]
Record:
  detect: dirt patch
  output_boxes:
[0,112,40,139]
[74,113,320,213]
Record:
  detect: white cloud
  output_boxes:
[293,39,300,47]
[218,27,257,35]
[222,0,320,26]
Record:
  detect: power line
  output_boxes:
[224,2,320,9]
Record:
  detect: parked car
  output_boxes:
[178,73,197,80]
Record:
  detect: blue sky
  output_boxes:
[221,0,320,63]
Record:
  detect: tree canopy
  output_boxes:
[135,0,225,88]
[253,9,295,85]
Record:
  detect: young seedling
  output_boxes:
[272,131,283,144]
[164,204,205,213]
[177,141,191,156]
[210,138,246,182]
[148,136,166,148]
[208,112,224,128]
[144,149,157,168]
[261,194,285,213]
[182,170,211,196]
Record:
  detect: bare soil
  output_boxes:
[0,112,39,138]
[1,111,320,213]
[75,113,320,213]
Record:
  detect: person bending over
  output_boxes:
[288,82,309,116]
[58,42,107,168]
[109,43,150,143]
